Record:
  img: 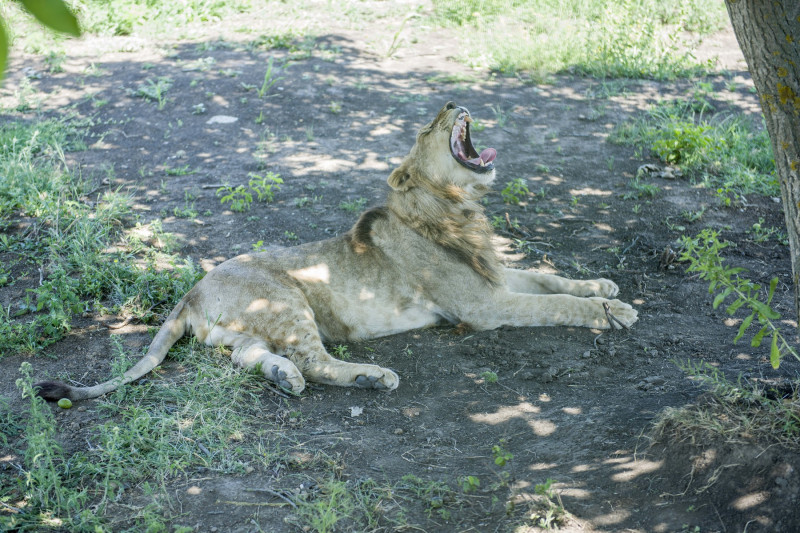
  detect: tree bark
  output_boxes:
[724,0,800,327]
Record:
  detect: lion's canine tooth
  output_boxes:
[465,115,473,123]
[479,158,485,167]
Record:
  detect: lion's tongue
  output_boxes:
[467,147,496,166]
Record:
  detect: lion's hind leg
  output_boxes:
[291,345,400,390]
[230,338,307,393]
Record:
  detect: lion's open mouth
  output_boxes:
[450,111,496,173]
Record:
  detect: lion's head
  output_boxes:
[388,102,496,196]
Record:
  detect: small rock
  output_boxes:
[394,428,404,435]
[206,115,238,125]
[582,350,592,359]
[644,376,666,386]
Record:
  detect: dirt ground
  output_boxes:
[1,5,800,532]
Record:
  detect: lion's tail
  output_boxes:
[35,300,189,402]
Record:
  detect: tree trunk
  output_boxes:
[724,0,800,326]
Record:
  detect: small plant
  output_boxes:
[135,77,173,110]
[748,217,786,244]
[681,208,706,223]
[501,178,529,205]
[217,185,253,212]
[460,475,480,494]
[164,164,195,176]
[328,101,342,114]
[248,171,283,202]
[339,197,367,213]
[173,198,198,218]
[528,478,568,529]
[480,370,499,384]
[490,104,509,127]
[332,344,350,360]
[257,57,283,98]
[623,175,660,200]
[680,229,798,368]
[284,231,298,241]
[492,440,513,466]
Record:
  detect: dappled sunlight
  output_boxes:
[605,455,663,482]
[288,263,330,284]
[569,187,612,197]
[733,491,769,510]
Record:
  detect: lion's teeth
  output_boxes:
[465,115,473,123]
[479,158,485,166]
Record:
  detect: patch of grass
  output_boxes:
[73,0,253,37]
[339,197,367,213]
[612,100,777,203]
[655,360,800,448]
[6,338,289,531]
[432,0,725,79]
[0,118,202,357]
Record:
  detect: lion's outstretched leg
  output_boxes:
[468,292,637,330]
[504,269,619,298]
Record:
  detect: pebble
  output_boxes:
[394,428,403,435]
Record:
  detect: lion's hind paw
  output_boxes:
[270,364,305,392]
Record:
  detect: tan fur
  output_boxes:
[35,102,637,401]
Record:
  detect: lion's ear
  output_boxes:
[387,166,414,191]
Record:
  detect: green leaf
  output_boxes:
[767,277,778,304]
[770,331,780,369]
[20,0,81,37]
[733,313,754,344]
[712,288,731,309]
[725,298,745,315]
[751,325,768,348]
[753,301,781,320]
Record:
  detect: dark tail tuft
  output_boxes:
[34,381,73,401]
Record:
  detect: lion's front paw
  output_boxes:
[589,278,619,298]
[355,368,399,391]
[603,299,638,329]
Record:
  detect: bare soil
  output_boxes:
[2,6,799,532]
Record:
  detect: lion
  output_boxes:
[35,102,637,401]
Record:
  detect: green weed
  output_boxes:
[217,184,253,212]
[249,171,283,202]
[611,100,777,200]
[339,197,367,213]
[501,178,529,205]
[134,77,173,109]
[680,229,798,368]
[257,57,282,98]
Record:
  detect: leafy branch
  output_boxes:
[0,0,81,78]
[680,229,798,368]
